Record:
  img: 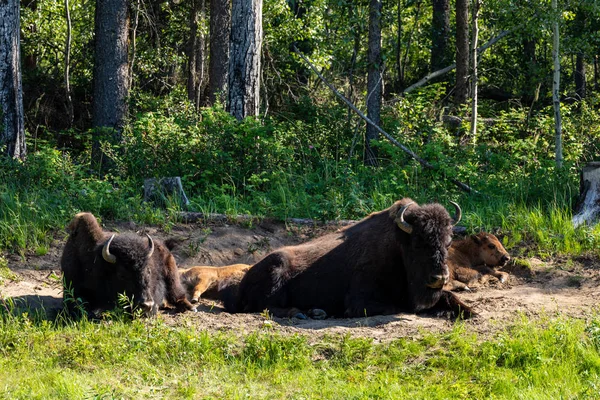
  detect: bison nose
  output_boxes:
[500,255,510,265]
[427,273,449,289]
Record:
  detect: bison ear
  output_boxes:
[471,234,482,244]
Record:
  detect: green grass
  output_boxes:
[0,307,599,399]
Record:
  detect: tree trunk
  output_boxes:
[552,0,562,168]
[365,0,382,167]
[346,1,361,125]
[64,0,74,128]
[575,52,586,100]
[469,0,479,138]
[395,0,402,90]
[522,38,537,100]
[454,0,469,106]
[207,0,231,106]
[431,0,450,72]
[228,0,262,120]
[187,0,206,109]
[92,0,129,168]
[0,0,26,160]
[129,0,141,92]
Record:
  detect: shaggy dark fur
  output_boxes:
[224,198,474,319]
[60,212,195,317]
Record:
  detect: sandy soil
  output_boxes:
[1,219,599,340]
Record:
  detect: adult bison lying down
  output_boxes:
[444,232,511,292]
[224,198,474,319]
[61,212,195,317]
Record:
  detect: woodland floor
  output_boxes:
[1,219,599,340]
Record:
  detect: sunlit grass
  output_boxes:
[0,303,598,399]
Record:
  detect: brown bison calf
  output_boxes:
[179,264,251,303]
[224,198,474,319]
[444,232,511,292]
[61,212,196,317]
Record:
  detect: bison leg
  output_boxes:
[344,296,397,318]
[190,277,215,303]
[444,279,472,292]
[423,291,475,319]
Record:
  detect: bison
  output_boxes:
[444,232,511,292]
[224,198,474,319]
[61,212,196,317]
[179,264,251,303]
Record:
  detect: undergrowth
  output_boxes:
[2,88,600,257]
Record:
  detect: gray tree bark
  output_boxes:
[469,0,480,138]
[207,0,231,106]
[0,0,26,160]
[187,0,206,109]
[92,0,129,166]
[228,0,262,120]
[454,0,469,106]
[431,0,450,72]
[365,0,383,167]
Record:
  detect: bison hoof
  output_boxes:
[308,309,327,320]
[191,298,199,304]
[293,312,308,320]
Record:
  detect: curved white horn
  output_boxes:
[102,234,117,264]
[146,234,154,258]
[450,201,462,225]
[397,202,414,234]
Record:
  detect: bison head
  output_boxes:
[100,233,159,316]
[391,199,461,311]
[470,232,510,267]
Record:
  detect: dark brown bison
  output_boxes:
[444,232,511,292]
[179,264,251,303]
[60,212,196,317]
[224,198,474,319]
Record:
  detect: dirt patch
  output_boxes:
[2,220,600,339]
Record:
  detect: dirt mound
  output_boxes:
[2,220,599,339]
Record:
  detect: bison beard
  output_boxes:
[224,198,474,319]
[61,212,195,317]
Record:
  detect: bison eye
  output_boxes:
[488,244,496,250]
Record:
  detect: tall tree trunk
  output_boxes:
[401,1,422,88]
[365,0,382,167]
[522,38,537,100]
[575,52,586,99]
[0,0,26,160]
[595,54,599,91]
[129,0,141,92]
[92,0,130,168]
[207,0,231,106]
[469,0,480,138]
[346,2,361,125]
[552,0,562,168]
[64,0,74,128]
[228,0,262,120]
[431,0,450,72]
[395,0,403,90]
[188,0,206,109]
[454,0,469,106]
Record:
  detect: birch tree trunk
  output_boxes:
[552,0,562,168]
[92,0,130,168]
[0,0,26,160]
[469,0,480,138]
[228,0,262,120]
[454,0,469,106]
[207,0,231,106]
[365,0,383,166]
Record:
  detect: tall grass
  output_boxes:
[0,303,599,399]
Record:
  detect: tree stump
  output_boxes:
[143,177,190,208]
[572,162,600,227]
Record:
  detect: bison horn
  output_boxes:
[397,202,414,234]
[450,201,462,225]
[146,234,154,258]
[102,234,117,264]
